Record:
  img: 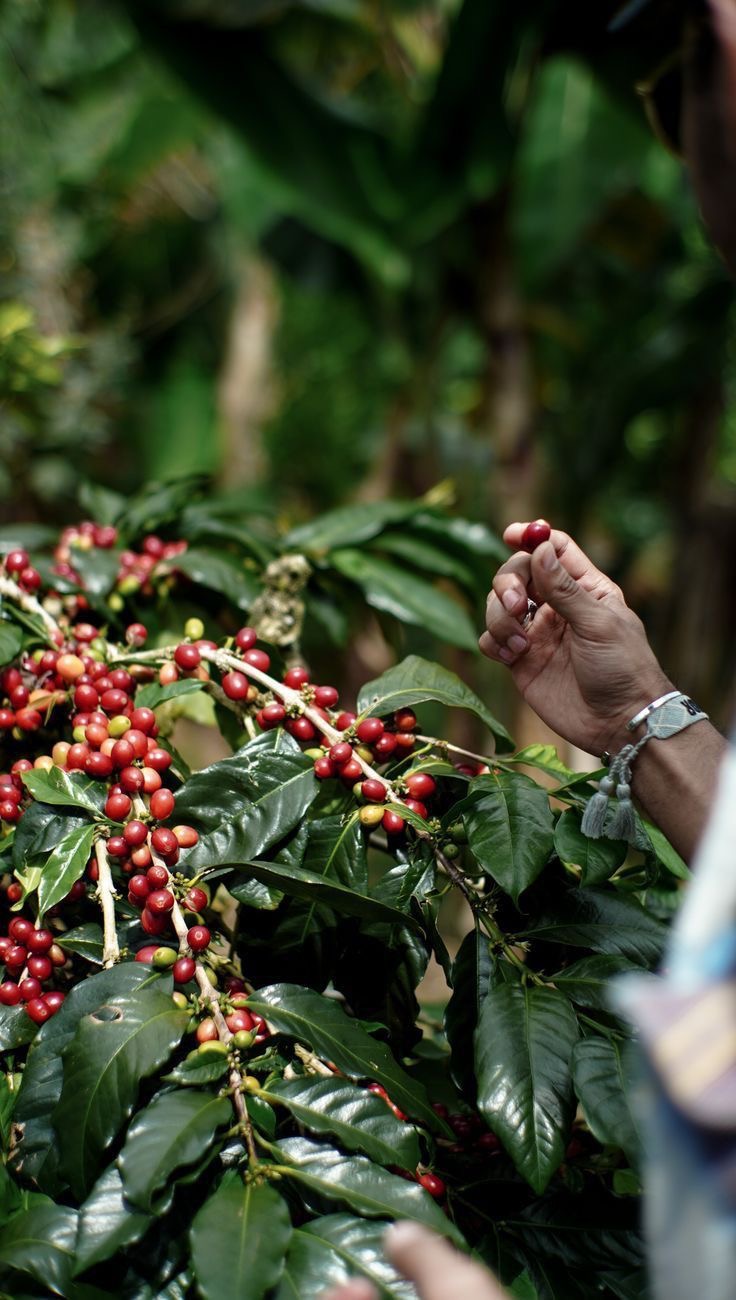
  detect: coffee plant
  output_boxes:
[0,485,685,1299]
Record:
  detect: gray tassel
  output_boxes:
[581,774,615,838]
[607,781,637,843]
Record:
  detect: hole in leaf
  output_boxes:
[91,1005,123,1023]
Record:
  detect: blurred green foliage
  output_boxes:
[2,0,736,710]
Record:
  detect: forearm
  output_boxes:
[628,721,727,862]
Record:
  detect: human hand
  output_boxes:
[479,522,672,756]
[320,1221,508,1300]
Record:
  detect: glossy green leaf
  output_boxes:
[552,956,642,1011]
[38,822,97,916]
[175,730,316,871]
[119,1087,231,1210]
[0,623,23,668]
[14,965,158,1194]
[412,513,507,561]
[554,809,627,885]
[373,532,476,590]
[134,678,206,710]
[262,1077,420,1170]
[247,984,440,1133]
[0,1201,77,1296]
[163,1048,230,1087]
[190,1176,292,1300]
[572,1037,641,1167]
[639,818,691,881]
[175,546,260,611]
[0,524,56,550]
[53,986,189,1198]
[21,768,104,816]
[283,501,421,555]
[475,983,579,1193]
[331,549,478,650]
[277,1137,464,1244]
[444,929,494,1094]
[74,1165,153,1274]
[519,888,667,965]
[358,655,512,750]
[462,771,554,903]
[233,858,419,929]
[276,1214,415,1299]
[0,1006,38,1051]
[57,923,104,966]
[302,815,367,894]
[12,802,90,874]
[507,744,579,783]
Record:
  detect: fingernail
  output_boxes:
[508,634,527,654]
[501,590,520,613]
[540,542,556,571]
[499,647,514,663]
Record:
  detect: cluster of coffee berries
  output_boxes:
[195,991,269,1050]
[432,1102,500,1157]
[1,548,42,594]
[0,918,67,1023]
[51,524,188,600]
[367,1083,446,1199]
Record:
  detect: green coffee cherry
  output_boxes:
[232,1029,256,1049]
[153,946,178,969]
[185,617,205,640]
[197,1039,229,1057]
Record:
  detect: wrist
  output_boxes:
[598,672,675,758]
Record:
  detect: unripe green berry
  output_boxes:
[108,715,131,737]
[232,1029,256,1049]
[108,592,125,611]
[153,946,178,969]
[172,991,188,1009]
[197,1039,229,1056]
[185,617,205,640]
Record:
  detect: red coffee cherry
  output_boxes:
[226,1008,254,1034]
[125,623,148,647]
[382,810,405,835]
[123,819,148,847]
[260,703,285,728]
[146,864,169,889]
[146,747,172,773]
[329,742,352,765]
[43,990,65,1012]
[394,709,417,731]
[27,955,52,981]
[5,548,29,573]
[26,997,53,1025]
[129,874,151,902]
[0,982,21,1006]
[151,827,177,856]
[140,908,169,936]
[110,738,135,769]
[172,824,199,849]
[283,666,310,689]
[373,733,397,759]
[404,772,436,800]
[242,648,270,673]
[135,945,160,963]
[187,925,211,953]
[339,758,362,783]
[183,886,208,913]
[105,792,132,822]
[146,888,175,914]
[520,520,551,552]
[119,766,144,794]
[286,717,315,742]
[314,685,339,708]
[313,757,335,780]
[196,1017,218,1044]
[173,956,196,983]
[403,798,428,820]
[234,627,257,651]
[9,917,32,943]
[19,977,43,1002]
[26,928,53,954]
[149,788,175,820]
[130,707,156,734]
[361,779,387,803]
[356,717,384,744]
[417,1172,446,1199]
[174,643,201,672]
[222,671,249,701]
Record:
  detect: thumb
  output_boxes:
[385,1223,507,1300]
[531,541,602,636]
